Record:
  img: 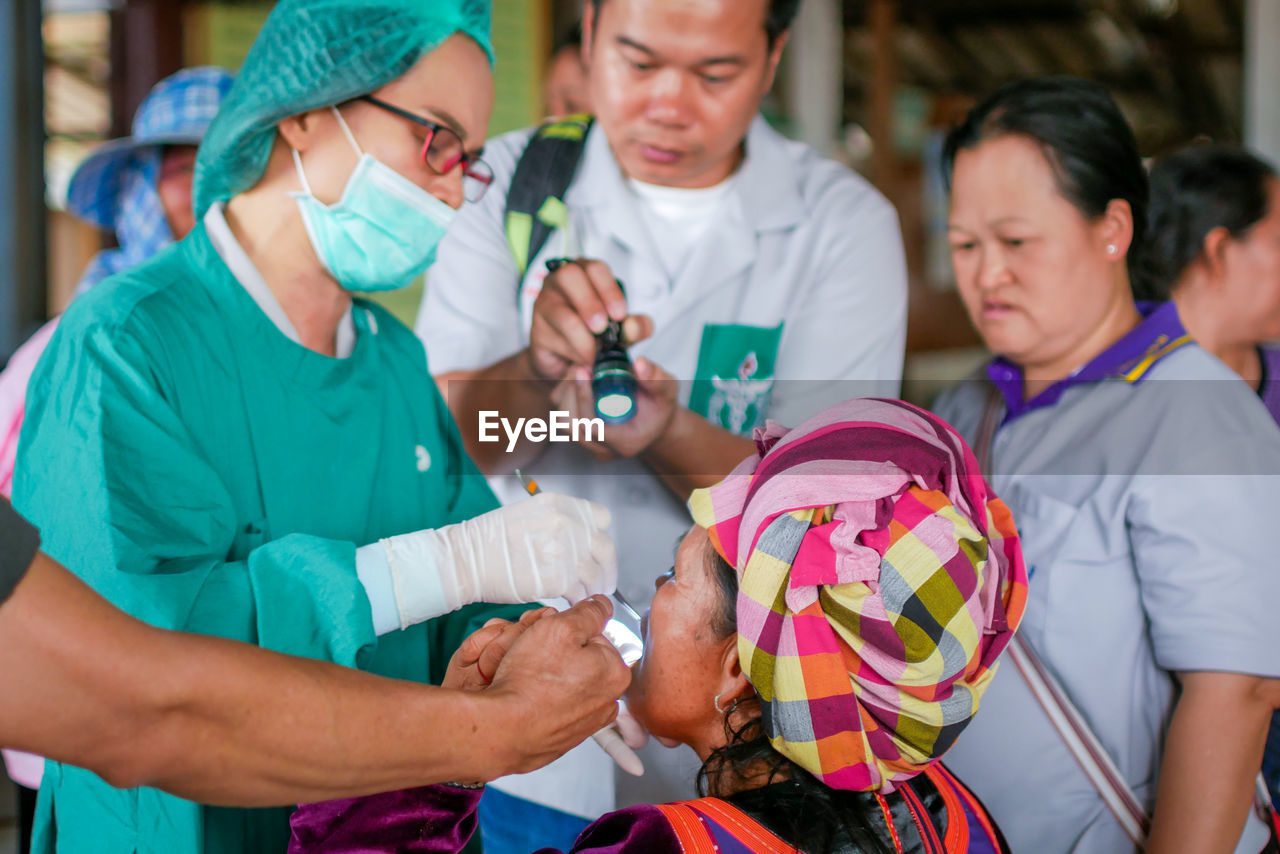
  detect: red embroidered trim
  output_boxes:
[654,803,717,854]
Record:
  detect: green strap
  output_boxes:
[505,211,534,275]
[539,112,592,141]
[503,114,593,290]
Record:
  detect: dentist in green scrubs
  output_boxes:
[13,1,618,851]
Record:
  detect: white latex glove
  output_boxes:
[593,701,649,776]
[381,493,617,629]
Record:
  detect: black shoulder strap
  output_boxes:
[503,113,593,286]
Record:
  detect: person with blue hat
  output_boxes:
[13,1,625,851]
[0,66,233,500]
[67,65,236,293]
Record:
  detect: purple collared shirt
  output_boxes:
[987,301,1191,422]
[1259,345,1280,426]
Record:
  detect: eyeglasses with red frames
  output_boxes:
[360,95,494,202]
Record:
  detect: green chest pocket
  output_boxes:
[687,323,783,436]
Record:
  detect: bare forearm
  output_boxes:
[0,555,521,805]
[640,407,755,501]
[1146,671,1278,854]
[129,641,520,804]
[437,352,555,472]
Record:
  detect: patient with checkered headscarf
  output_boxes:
[291,398,1026,854]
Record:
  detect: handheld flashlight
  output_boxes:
[544,258,638,424]
[591,319,637,424]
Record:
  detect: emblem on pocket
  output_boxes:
[689,322,782,436]
[708,351,774,435]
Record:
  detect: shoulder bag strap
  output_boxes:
[503,113,593,287]
[975,385,1150,847]
[1004,636,1150,846]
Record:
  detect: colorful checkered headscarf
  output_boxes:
[688,398,1027,793]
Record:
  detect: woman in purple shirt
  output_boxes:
[1141,144,1280,809]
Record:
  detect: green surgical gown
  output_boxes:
[13,225,525,853]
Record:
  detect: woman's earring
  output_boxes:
[713,693,728,715]
[1106,244,1117,255]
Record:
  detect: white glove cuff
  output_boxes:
[354,543,402,636]
[382,529,457,629]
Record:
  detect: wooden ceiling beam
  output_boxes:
[1109,0,1234,141]
[108,0,184,138]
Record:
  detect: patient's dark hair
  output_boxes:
[1137,145,1277,302]
[696,541,890,854]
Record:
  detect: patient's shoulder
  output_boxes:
[570,804,683,852]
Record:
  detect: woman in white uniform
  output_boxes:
[932,77,1280,854]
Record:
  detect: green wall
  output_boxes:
[490,0,547,134]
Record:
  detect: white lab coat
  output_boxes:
[418,114,908,818]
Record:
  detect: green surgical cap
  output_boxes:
[193,0,493,216]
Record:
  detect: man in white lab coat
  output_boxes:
[416,0,908,846]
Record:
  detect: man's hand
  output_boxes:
[442,609,552,692]
[446,603,649,776]
[526,259,653,382]
[479,596,632,775]
[551,358,679,459]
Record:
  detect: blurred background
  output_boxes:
[4,0,1280,389]
[0,0,1277,841]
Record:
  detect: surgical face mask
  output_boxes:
[289,107,455,293]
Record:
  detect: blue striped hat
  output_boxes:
[66,66,234,230]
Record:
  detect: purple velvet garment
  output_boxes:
[288,786,682,854]
[1260,346,1280,425]
[289,785,484,853]
[288,772,1011,853]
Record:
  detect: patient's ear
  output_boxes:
[714,635,753,706]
